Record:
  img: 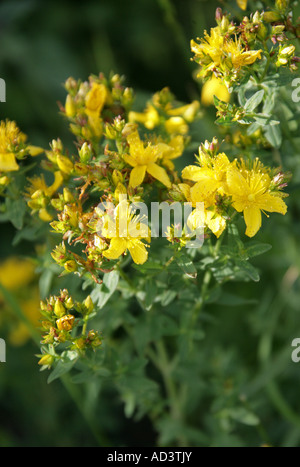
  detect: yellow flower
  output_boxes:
[187,204,226,238]
[124,129,172,188]
[27,171,63,198]
[101,200,150,264]
[128,92,200,134]
[85,82,107,138]
[201,76,230,106]
[167,100,200,122]
[191,28,262,85]
[179,183,226,238]
[182,152,231,207]
[85,82,107,118]
[191,28,225,77]
[0,153,19,172]
[165,116,188,135]
[0,120,43,172]
[0,257,40,346]
[237,0,247,10]
[27,171,64,222]
[160,135,185,171]
[0,256,36,291]
[226,160,287,237]
[9,289,41,346]
[226,39,262,69]
[128,104,160,130]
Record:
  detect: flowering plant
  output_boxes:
[0,0,299,447]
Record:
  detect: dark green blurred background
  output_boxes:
[0,0,218,146]
[1,0,300,447]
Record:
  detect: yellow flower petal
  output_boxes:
[0,152,19,172]
[127,130,145,160]
[226,166,249,197]
[258,194,287,215]
[128,239,148,264]
[39,208,53,222]
[129,165,147,188]
[182,165,203,181]
[237,0,247,10]
[27,145,44,156]
[146,162,171,188]
[187,208,205,232]
[123,153,138,167]
[190,178,219,206]
[85,83,107,116]
[178,183,191,200]
[244,206,262,237]
[46,171,64,197]
[102,237,127,260]
[205,210,226,238]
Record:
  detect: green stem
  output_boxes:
[118,264,188,445]
[149,339,189,446]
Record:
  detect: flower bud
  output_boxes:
[56,155,74,174]
[39,208,53,222]
[65,94,76,117]
[79,142,92,163]
[63,187,75,203]
[275,0,289,11]
[215,7,223,22]
[263,11,282,22]
[65,296,74,310]
[54,300,66,318]
[84,295,94,313]
[75,337,86,350]
[38,354,55,367]
[56,314,75,331]
[64,260,78,273]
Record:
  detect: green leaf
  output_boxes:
[144,279,157,310]
[5,197,27,229]
[263,92,275,115]
[175,253,197,278]
[244,90,264,112]
[227,407,260,426]
[216,292,257,306]
[245,242,272,258]
[47,351,78,383]
[90,270,119,308]
[235,259,260,282]
[265,124,282,148]
[160,289,177,307]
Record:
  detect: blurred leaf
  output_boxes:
[90,270,119,308]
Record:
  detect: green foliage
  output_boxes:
[1,0,300,449]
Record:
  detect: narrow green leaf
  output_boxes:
[244,89,264,112]
[90,270,119,308]
[175,253,197,278]
[265,124,282,148]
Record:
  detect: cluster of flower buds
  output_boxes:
[38,289,101,369]
[62,73,134,145]
[239,12,268,44]
[276,44,298,70]
[128,86,200,140]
